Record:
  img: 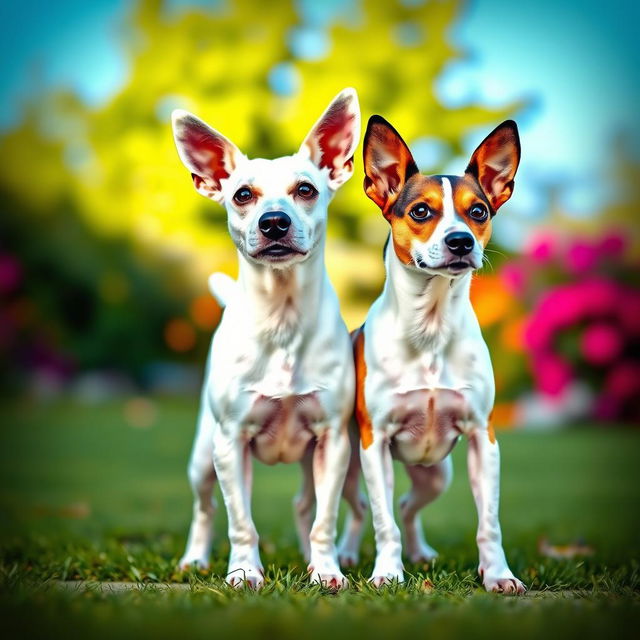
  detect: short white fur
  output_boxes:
[172,89,361,589]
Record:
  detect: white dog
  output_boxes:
[345,115,526,594]
[171,89,361,589]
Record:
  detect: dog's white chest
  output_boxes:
[245,393,323,465]
[388,388,466,464]
[248,348,296,397]
[369,335,489,465]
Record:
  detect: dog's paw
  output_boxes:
[226,565,265,590]
[310,570,348,590]
[177,553,210,572]
[308,561,349,590]
[369,563,405,588]
[480,568,526,595]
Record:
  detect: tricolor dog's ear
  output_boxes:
[172,110,243,203]
[300,88,361,191]
[465,120,521,212]
[363,115,418,217]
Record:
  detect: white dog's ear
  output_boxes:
[465,120,521,212]
[363,115,419,217]
[171,110,242,203]
[300,88,361,191]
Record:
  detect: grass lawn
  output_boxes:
[1,396,639,639]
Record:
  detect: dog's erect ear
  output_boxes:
[300,88,360,191]
[172,110,242,203]
[465,120,520,213]
[363,115,419,217]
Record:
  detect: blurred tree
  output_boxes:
[24,0,518,300]
[0,0,524,389]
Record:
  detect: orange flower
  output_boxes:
[164,318,196,352]
[190,294,221,330]
[501,315,527,352]
[491,402,516,430]
[470,275,515,327]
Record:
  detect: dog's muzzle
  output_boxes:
[258,211,291,241]
[444,231,474,257]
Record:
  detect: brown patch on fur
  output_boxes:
[451,174,493,248]
[388,175,444,264]
[487,409,496,444]
[426,395,436,431]
[352,328,373,449]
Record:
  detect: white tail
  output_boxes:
[208,273,237,308]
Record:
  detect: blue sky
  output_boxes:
[1,0,637,246]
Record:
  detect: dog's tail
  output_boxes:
[208,272,237,308]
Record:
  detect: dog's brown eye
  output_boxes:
[233,187,253,204]
[296,182,318,199]
[409,203,431,221]
[469,203,488,221]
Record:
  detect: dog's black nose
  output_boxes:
[444,231,475,256]
[258,211,291,240]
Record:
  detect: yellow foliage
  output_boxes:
[1,0,520,318]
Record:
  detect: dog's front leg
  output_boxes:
[212,426,263,589]
[308,424,350,589]
[360,437,404,586]
[467,428,525,594]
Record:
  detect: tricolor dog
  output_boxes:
[348,116,525,593]
[171,89,360,589]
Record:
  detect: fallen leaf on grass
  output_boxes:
[538,537,594,559]
[420,579,435,592]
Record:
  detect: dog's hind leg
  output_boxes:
[338,426,368,567]
[293,448,315,562]
[179,401,218,570]
[399,455,452,564]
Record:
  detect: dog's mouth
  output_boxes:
[255,244,307,262]
[415,257,476,276]
[445,260,473,273]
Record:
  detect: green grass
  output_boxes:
[1,397,639,639]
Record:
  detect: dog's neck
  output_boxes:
[236,240,326,348]
[381,240,472,352]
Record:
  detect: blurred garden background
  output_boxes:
[1,0,638,428]
[1,0,639,635]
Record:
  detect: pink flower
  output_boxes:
[580,323,623,366]
[525,233,556,264]
[605,362,640,399]
[532,352,573,396]
[500,263,526,295]
[618,291,640,336]
[598,232,626,258]
[525,278,623,353]
[578,278,620,316]
[566,240,599,275]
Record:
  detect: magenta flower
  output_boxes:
[525,233,556,264]
[617,291,640,336]
[532,352,574,396]
[580,323,623,366]
[566,240,599,275]
[605,362,640,399]
[598,232,626,258]
[500,263,526,295]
